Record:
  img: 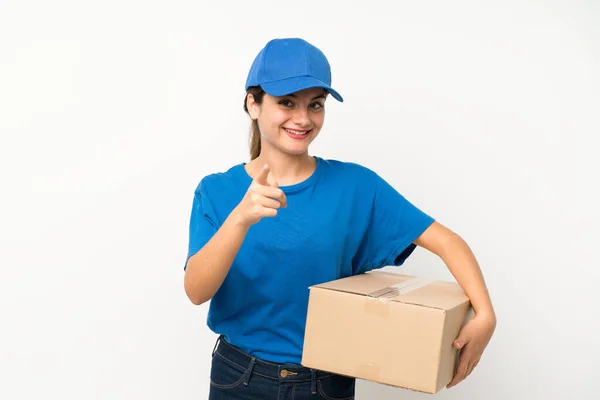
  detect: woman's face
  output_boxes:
[248,87,327,156]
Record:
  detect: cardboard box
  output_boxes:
[301,271,471,394]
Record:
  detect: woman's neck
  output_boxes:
[247,152,316,187]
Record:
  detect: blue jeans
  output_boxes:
[209,336,356,399]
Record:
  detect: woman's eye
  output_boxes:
[310,102,324,110]
[279,100,293,107]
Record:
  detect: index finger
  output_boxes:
[266,170,279,188]
[266,172,286,208]
[254,164,270,185]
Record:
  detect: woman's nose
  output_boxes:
[291,109,310,127]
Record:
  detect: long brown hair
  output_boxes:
[243,86,266,160]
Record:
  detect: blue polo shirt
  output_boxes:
[185,157,434,365]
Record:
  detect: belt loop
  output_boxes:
[212,334,222,357]
[243,357,257,386]
[310,368,317,395]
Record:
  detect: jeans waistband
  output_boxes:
[212,335,337,384]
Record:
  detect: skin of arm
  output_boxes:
[414,221,497,388]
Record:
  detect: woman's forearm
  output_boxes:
[415,222,496,321]
[439,234,495,320]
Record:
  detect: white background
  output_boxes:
[1,1,599,399]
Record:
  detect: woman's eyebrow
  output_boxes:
[287,93,327,100]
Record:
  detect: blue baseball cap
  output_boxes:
[245,38,343,102]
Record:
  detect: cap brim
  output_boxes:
[260,76,344,102]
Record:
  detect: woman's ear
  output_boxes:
[247,93,260,120]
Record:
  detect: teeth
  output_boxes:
[285,128,308,135]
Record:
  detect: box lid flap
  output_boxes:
[310,271,469,310]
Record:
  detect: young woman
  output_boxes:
[184,38,496,400]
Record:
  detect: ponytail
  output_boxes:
[249,119,261,160]
[243,87,265,160]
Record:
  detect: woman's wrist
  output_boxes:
[475,307,497,326]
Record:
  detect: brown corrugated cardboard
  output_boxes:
[301,271,471,394]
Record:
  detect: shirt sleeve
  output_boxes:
[354,172,435,274]
[184,187,218,270]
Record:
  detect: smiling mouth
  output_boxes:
[283,127,312,136]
